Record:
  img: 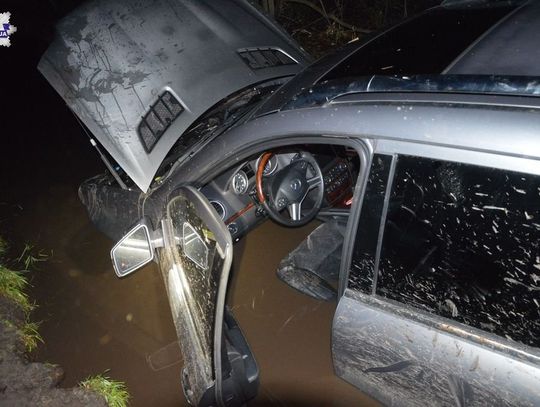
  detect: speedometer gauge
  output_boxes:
[232,170,249,195]
[256,154,278,176]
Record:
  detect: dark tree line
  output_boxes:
[256,0,440,56]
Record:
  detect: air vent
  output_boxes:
[242,163,255,178]
[210,201,226,220]
[238,47,297,70]
[138,91,183,152]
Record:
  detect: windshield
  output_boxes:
[153,79,287,185]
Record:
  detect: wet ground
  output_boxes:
[0,295,107,407]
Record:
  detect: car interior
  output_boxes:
[200,143,361,301]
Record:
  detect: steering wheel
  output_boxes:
[256,151,325,227]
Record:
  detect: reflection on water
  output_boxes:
[147,340,183,372]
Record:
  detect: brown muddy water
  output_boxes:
[2,177,379,406]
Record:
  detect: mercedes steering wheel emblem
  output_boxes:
[290,178,302,191]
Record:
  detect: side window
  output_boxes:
[376,155,540,348]
[348,154,393,293]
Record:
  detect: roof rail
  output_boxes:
[281,75,540,111]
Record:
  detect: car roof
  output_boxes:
[445,1,540,75]
[254,0,539,116]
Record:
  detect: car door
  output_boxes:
[333,152,540,406]
[158,186,258,406]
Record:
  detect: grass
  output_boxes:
[19,320,44,353]
[80,374,130,407]
[0,235,45,353]
[16,243,50,271]
[0,265,33,314]
[2,319,44,353]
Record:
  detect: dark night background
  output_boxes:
[1,0,103,213]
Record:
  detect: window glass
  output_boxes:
[321,6,514,81]
[376,156,540,348]
[348,154,393,293]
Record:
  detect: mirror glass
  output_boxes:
[182,222,208,269]
[112,224,153,277]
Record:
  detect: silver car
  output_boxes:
[40,0,540,405]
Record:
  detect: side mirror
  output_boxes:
[111,223,154,277]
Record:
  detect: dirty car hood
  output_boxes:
[38,0,308,192]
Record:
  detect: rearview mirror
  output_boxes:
[111,223,154,277]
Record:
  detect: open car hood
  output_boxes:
[39,0,308,192]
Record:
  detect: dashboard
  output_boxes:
[201,147,357,240]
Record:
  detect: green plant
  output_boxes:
[0,265,33,314]
[19,320,44,353]
[16,243,50,270]
[0,236,44,353]
[80,374,130,407]
[3,318,44,353]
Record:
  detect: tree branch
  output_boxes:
[286,0,371,34]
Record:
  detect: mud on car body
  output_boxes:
[39,0,540,405]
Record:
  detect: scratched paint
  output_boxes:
[333,293,540,407]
